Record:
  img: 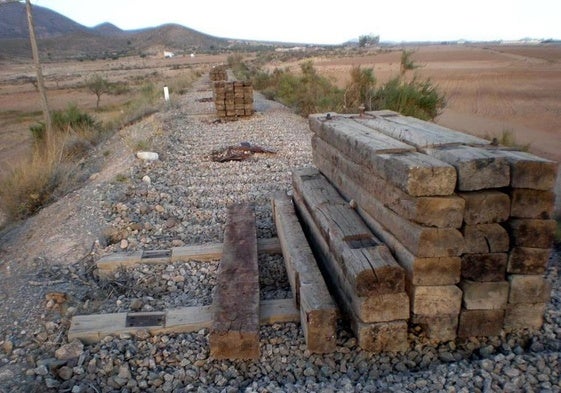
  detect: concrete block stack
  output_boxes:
[308,110,557,342]
[212,81,254,119]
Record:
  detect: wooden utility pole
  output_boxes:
[25,0,53,146]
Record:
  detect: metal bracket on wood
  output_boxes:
[142,250,172,259]
[125,312,166,327]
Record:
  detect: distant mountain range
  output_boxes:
[0,2,241,60]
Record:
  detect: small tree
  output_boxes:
[358,34,380,47]
[86,74,110,110]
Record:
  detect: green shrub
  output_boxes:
[247,58,445,120]
[228,54,253,81]
[253,62,343,116]
[372,76,445,120]
[29,104,104,148]
[343,66,376,112]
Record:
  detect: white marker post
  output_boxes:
[163,86,170,103]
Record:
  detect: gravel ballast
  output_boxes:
[0,75,559,392]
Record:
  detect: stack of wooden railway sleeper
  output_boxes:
[306,110,557,342]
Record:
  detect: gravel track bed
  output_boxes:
[0,75,559,392]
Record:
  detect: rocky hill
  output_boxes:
[0,2,230,60]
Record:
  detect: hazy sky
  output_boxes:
[33,0,560,44]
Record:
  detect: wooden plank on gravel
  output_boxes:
[357,113,489,149]
[172,237,281,261]
[209,203,260,360]
[96,238,281,276]
[411,314,459,342]
[271,193,338,353]
[350,319,409,353]
[292,190,409,324]
[68,299,299,345]
[96,251,143,274]
[292,168,405,296]
[425,146,510,191]
[312,136,465,228]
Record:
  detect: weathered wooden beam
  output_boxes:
[358,113,489,149]
[425,146,510,191]
[209,203,260,360]
[309,114,457,197]
[504,302,546,330]
[303,166,464,258]
[411,314,459,342]
[312,136,465,228]
[461,253,507,282]
[507,247,551,274]
[462,224,510,254]
[509,189,555,219]
[96,238,281,277]
[314,114,415,155]
[458,309,505,337]
[68,299,298,345]
[506,219,557,249]
[507,274,552,304]
[292,168,405,296]
[271,193,338,353]
[350,319,409,353]
[458,191,511,225]
[356,205,461,285]
[459,280,509,310]
[407,285,463,317]
[96,251,143,274]
[292,189,409,324]
[496,150,558,190]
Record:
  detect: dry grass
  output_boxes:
[0,136,78,221]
